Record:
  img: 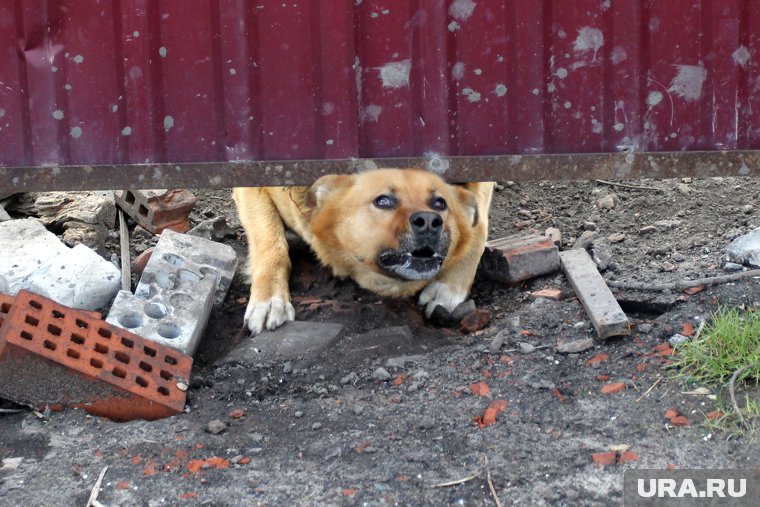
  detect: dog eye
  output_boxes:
[430,197,447,211]
[373,195,396,210]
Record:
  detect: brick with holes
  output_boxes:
[0,290,192,421]
[114,189,196,234]
[0,293,13,328]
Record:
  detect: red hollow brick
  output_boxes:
[0,290,192,421]
[115,189,196,234]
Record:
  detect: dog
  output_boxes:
[233,169,493,335]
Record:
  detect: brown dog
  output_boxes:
[233,169,493,335]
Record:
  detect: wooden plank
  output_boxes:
[560,249,630,339]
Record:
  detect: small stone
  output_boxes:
[519,342,536,354]
[250,432,265,443]
[637,323,653,334]
[596,194,618,210]
[206,419,227,435]
[573,230,598,250]
[517,209,533,217]
[654,219,682,230]
[353,406,364,416]
[640,225,657,234]
[556,338,594,354]
[341,372,359,385]
[311,422,322,430]
[668,333,691,347]
[608,232,626,244]
[591,239,612,271]
[742,204,754,214]
[494,183,505,191]
[509,316,521,332]
[372,367,392,381]
[583,221,597,231]
[545,227,562,246]
[294,411,304,418]
[724,262,743,272]
[283,362,293,374]
[573,321,587,330]
[488,331,507,354]
[188,217,237,242]
[675,183,691,195]
[659,261,677,272]
[514,219,534,229]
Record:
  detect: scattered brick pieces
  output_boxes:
[635,363,649,372]
[592,452,618,466]
[706,411,725,421]
[237,457,251,465]
[600,382,627,395]
[551,389,566,403]
[473,399,508,428]
[115,189,197,234]
[683,285,704,295]
[681,323,695,336]
[116,481,130,490]
[617,451,639,464]
[0,290,192,422]
[179,493,198,500]
[186,457,231,474]
[228,408,246,419]
[595,375,610,382]
[480,234,560,284]
[664,409,690,426]
[653,343,674,356]
[469,381,491,397]
[586,353,609,365]
[343,488,357,497]
[530,288,563,300]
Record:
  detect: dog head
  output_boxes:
[304,169,479,295]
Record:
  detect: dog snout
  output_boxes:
[410,211,443,237]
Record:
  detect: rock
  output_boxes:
[459,309,491,334]
[608,232,626,244]
[311,422,322,430]
[488,331,507,354]
[596,194,618,210]
[724,262,744,272]
[131,226,154,242]
[726,227,760,267]
[639,225,657,234]
[742,204,754,214]
[675,183,691,195]
[637,323,653,334]
[188,217,237,242]
[591,239,612,271]
[386,355,426,368]
[23,191,116,252]
[583,221,597,231]
[206,419,228,435]
[573,230,598,251]
[519,342,536,354]
[372,367,392,381]
[340,372,359,385]
[0,204,10,222]
[419,416,435,430]
[654,219,682,230]
[668,333,691,347]
[544,227,562,246]
[556,338,594,354]
[659,261,677,272]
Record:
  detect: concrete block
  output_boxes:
[114,189,196,234]
[560,249,630,339]
[26,244,121,312]
[221,321,345,364]
[726,227,760,267]
[106,230,237,355]
[0,219,69,294]
[0,290,192,421]
[480,234,560,283]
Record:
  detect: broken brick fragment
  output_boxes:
[115,189,197,234]
[617,451,639,464]
[228,408,246,419]
[586,353,609,365]
[469,381,491,397]
[664,409,690,426]
[473,399,508,428]
[706,411,725,421]
[459,309,491,334]
[592,452,617,466]
[530,288,563,300]
[600,382,627,395]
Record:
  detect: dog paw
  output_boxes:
[244,296,296,335]
[418,281,468,319]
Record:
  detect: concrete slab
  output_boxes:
[560,249,630,339]
[221,321,345,364]
[0,219,69,294]
[25,244,121,312]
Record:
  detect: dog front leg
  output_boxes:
[234,188,296,335]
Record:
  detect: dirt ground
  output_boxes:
[1,175,759,506]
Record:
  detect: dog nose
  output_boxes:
[410,211,443,236]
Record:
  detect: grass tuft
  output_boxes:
[673,307,760,434]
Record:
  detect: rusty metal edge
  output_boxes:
[1,150,758,193]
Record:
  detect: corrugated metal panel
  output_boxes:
[0,0,759,188]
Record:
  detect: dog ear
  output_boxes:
[305,174,354,209]
[452,186,479,227]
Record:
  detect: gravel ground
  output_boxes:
[1,176,759,506]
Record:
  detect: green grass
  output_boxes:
[673,307,760,434]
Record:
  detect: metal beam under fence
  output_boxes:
[1,150,759,194]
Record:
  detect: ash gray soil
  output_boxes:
[2,176,760,506]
